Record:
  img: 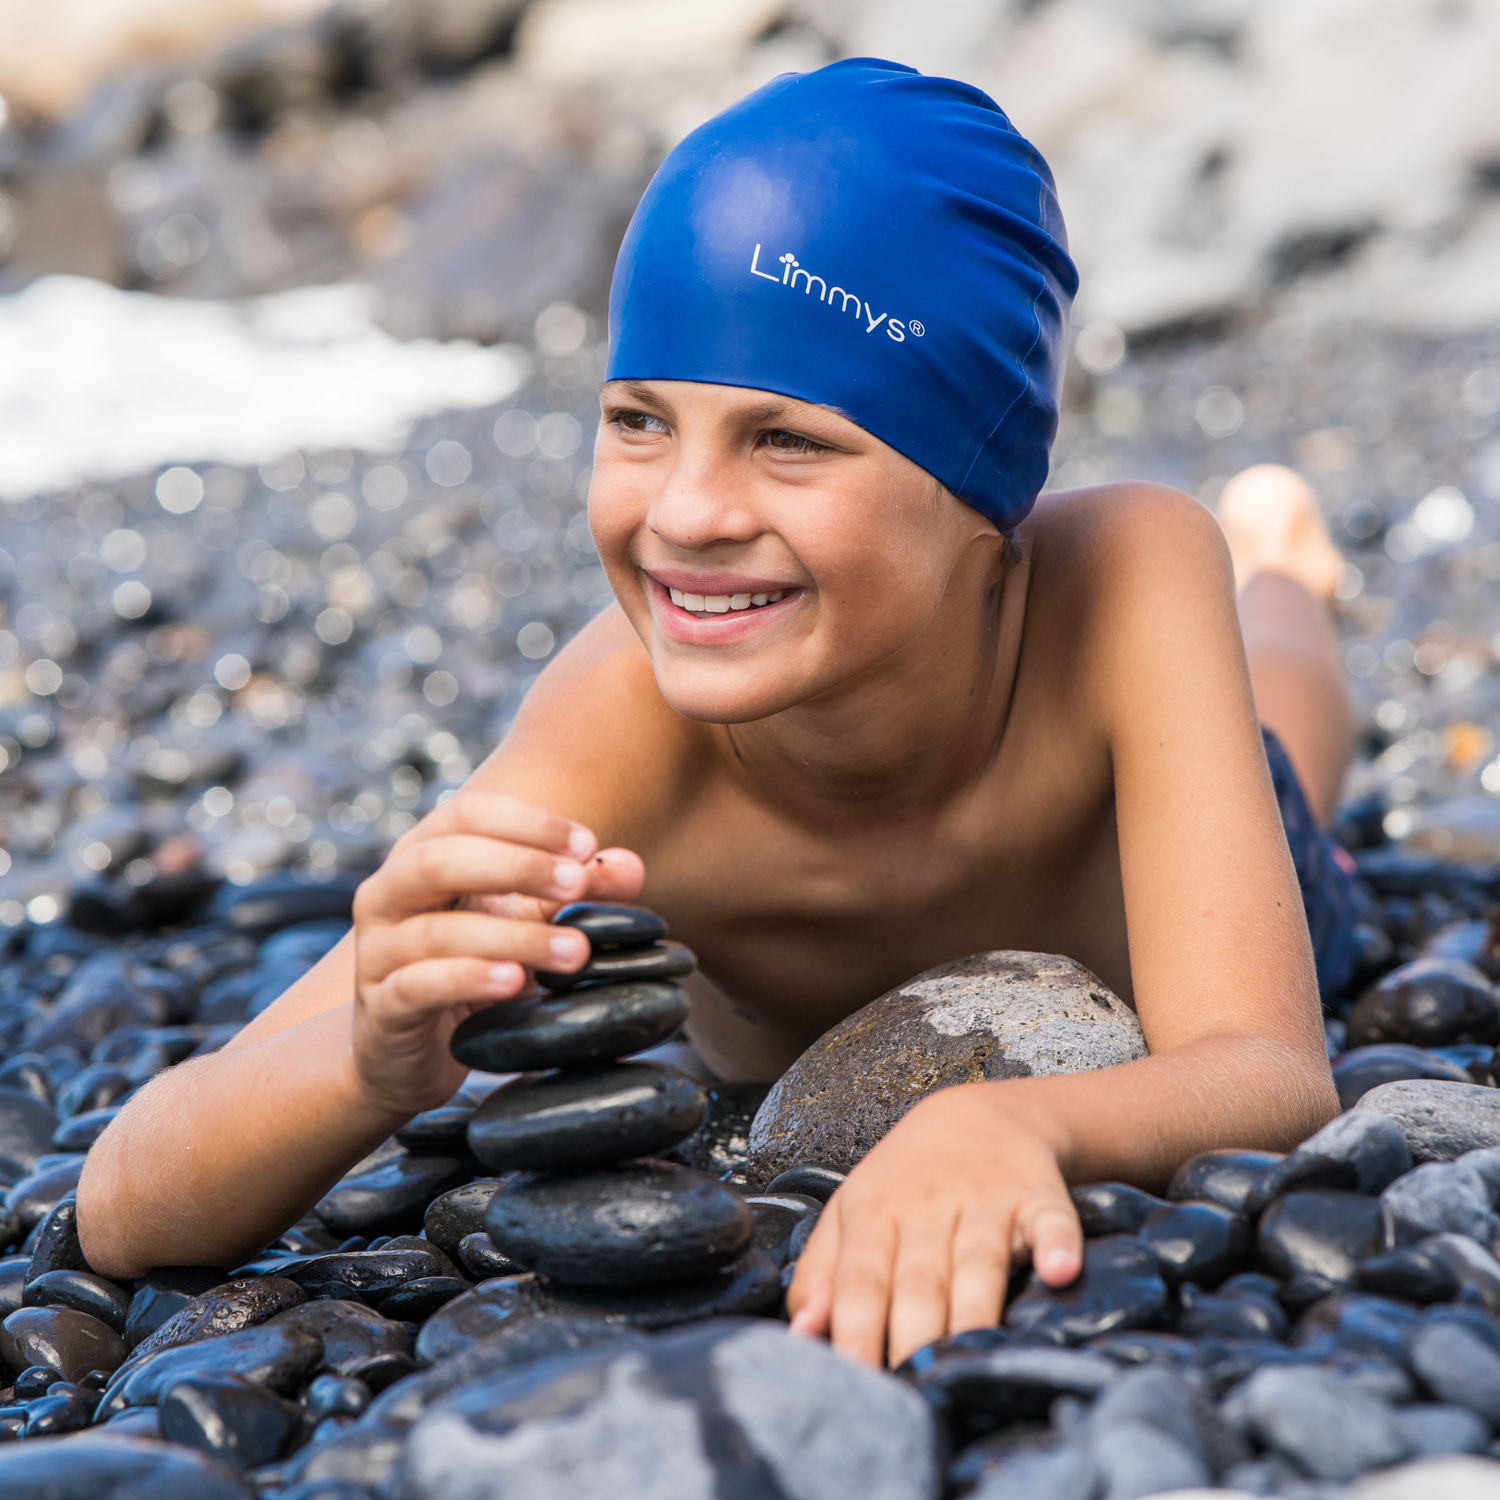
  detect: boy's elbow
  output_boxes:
[75,1149,148,1283]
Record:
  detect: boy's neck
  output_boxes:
[717,542,1029,824]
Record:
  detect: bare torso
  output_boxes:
[500,489,1133,1078]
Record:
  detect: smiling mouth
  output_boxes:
[667,587,790,617]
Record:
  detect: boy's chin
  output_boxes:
[652,664,808,726]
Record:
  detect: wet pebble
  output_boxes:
[1166,1148,1284,1213]
[1138,1200,1251,1286]
[22,1269,131,1333]
[313,1153,473,1239]
[1256,1190,1395,1289]
[1004,1236,1169,1346]
[160,1373,304,1471]
[483,1160,752,1288]
[1346,958,1500,1049]
[422,1179,504,1262]
[466,1062,706,1174]
[450,982,690,1074]
[551,903,668,949]
[0,1305,125,1381]
[534,940,695,992]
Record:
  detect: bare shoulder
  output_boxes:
[465,604,707,845]
[1026,481,1230,588]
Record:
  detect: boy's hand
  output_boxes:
[350,790,645,1117]
[785,1082,1084,1368]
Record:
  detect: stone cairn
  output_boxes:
[447,903,787,1322]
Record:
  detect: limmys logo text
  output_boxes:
[750,244,924,342]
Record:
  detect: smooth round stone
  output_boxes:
[375,1276,470,1321]
[1357,1246,1461,1304]
[467,1063,706,1174]
[1346,958,1500,1050]
[764,1163,846,1203]
[414,1275,547,1366]
[423,1180,505,1262]
[535,942,695,994]
[1174,1283,1286,1341]
[552,903,668,950]
[450,981,689,1073]
[1071,1182,1169,1236]
[394,1106,473,1154]
[484,1160,753,1289]
[0,1257,27,1316]
[539,1248,784,1329]
[1167,1149,1284,1213]
[1138,1201,1251,1286]
[457,1232,526,1280]
[0,1305,125,1380]
[24,1270,132,1333]
[1257,1191,1395,1288]
[1003,1235,1168,1346]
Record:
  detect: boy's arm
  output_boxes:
[78,610,669,1278]
[788,485,1339,1366]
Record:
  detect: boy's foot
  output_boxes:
[1216,464,1345,600]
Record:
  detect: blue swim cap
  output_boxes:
[606,58,1078,533]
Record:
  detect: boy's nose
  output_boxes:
[648,467,762,552]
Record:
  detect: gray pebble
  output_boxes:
[1355,1081,1500,1163]
[1381,1162,1500,1244]
[1235,1364,1411,1480]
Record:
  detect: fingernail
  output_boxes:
[553,861,583,892]
[549,933,585,964]
[568,827,594,859]
[488,964,519,988]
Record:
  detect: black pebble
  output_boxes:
[423,1180,505,1262]
[466,1063,707,1174]
[551,903,668,949]
[1357,1245,1462,1304]
[1139,1200,1251,1286]
[0,1305,125,1381]
[123,1266,231,1349]
[763,1162,846,1203]
[24,1269,132,1333]
[314,1153,474,1240]
[457,1232,526,1279]
[376,1276,469,1321]
[1330,1043,1473,1108]
[303,1373,371,1421]
[286,1244,454,1296]
[1345,958,1500,1049]
[1291,1291,1418,1363]
[0,1256,27,1315]
[1257,1191,1395,1288]
[160,1373,304,1470]
[540,1248,784,1329]
[1004,1235,1169,1345]
[450,981,689,1073]
[23,1198,93,1285]
[745,1193,823,1268]
[536,942,696,993]
[485,1160,753,1288]
[1174,1281,1286,1340]
[1070,1181,1170,1236]
[395,1106,473,1155]
[1167,1150,1284,1214]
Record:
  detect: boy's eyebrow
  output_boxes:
[601,380,847,429]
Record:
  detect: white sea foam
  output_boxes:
[0,275,528,499]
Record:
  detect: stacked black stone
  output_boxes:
[449,904,780,1317]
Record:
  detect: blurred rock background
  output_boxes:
[0,0,1498,932]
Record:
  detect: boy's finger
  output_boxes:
[581,847,647,900]
[788,1283,831,1339]
[359,836,590,919]
[946,1211,1011,1338]
[828,1210,899,1368]
[364,957,529,1019]
[1018,1196,1085,1288]
[370,911,589,975]
[886,1213,957,1370]
[785,1203,842,1322]
[423,791,596,860]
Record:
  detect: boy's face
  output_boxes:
[590,379,1000,723]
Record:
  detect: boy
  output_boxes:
[80,60,1351,1368]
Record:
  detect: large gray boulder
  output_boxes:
[746,952,1146,1187]
[393,1319,940,1500]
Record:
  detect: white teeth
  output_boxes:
[669,585,792,614]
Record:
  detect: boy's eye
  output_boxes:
[614,409,669,435]
[761,429,829,454]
